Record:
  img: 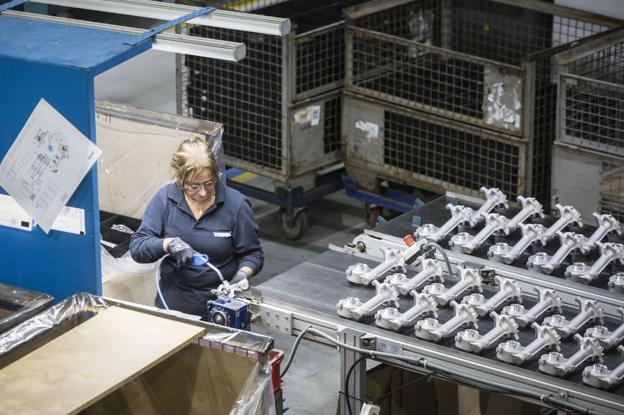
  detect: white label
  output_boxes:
[50,205,86,235]
[376,338,402,355]
[294,105,322,126]
[213,231,231,238]
[310,105,321,126]
[355,120,380,140]
[0,194,32,231]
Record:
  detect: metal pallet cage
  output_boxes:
[343,92,527,199]
[552,141,624,223]
[556,28,624,156]
[343,0,621,205]
[178,0,365,185]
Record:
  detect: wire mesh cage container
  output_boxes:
[556,28,624,157]
[552,141,624,223]
[343,92,528,200]
[178,0,366,187]
[343,0,622,205]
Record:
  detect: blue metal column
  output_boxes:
[0,16,150,301]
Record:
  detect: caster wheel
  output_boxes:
[278,208,308,240]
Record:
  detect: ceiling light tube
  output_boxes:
[5,11,246,61]
[35,0,291,36]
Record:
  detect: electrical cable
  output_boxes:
[344,356,367,415]
[279,326,608,415]
[424,239,455,277]
[280,326,309,378]
[154,253,224,310]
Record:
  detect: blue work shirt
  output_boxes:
[129,180,264,294]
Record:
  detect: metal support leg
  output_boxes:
[339,328,366,415]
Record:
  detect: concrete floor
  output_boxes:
[95,47,367,415]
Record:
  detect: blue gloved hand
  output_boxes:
[168,237,193,269]
[231,270,248,284]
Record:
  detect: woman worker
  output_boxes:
[129,137,264,318]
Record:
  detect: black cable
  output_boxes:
[344,356,367,415]
[374,372,434,402]
[281,327,608,415]
[424,239,455,277]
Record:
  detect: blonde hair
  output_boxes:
[171,137,219,185]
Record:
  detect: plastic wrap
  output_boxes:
[101,246,158,283]
[0,293,275,415]
[483,65,523,131]
[95,101,224,219]
[0,283,53,334]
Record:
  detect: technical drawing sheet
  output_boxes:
[0,99,101,233]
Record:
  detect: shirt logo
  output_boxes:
[213,231,231,238]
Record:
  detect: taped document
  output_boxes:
[0,99,101,233]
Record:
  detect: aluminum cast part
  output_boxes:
[469,187,508,227]
[394,259,444,296]
[212,279,249,298]
[564,262,591,280]
[584,308,624,350]
[506,196,544,230]
[531,232,586,274]
[496,323,561,365]
[488,242,511,264]
[428,267,483,306]
[384,273,410,288]
[526,252,551,273]
[345,247,404,286]
[542,204,583,241]
[415,204,475,241]
[581,213,622,254]
[569,243,624,284]
[502,288,562,327]
[375,292,438,331]
[415,301,478,343]
[474,276,522,317]
[455,312,519,353]
[542,298,604,339]
[336,280,399,321]
[450,213,509,254]
[539,334,603,377]
[449,232,472,253]
[609,273,624,293]
[583,346,624,389]
[489,224,546,264]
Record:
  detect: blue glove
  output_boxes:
[168,237,193,269]
[231,270,248,284]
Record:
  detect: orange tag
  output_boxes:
[403,234,416,246]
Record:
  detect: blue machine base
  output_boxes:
[225,168,344,212]
[341,175,424,213]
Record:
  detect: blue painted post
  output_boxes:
[0,16,150,301]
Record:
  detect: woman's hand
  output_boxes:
[166,237,194,269]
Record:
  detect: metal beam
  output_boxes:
[33,0,291,36]
[5,11,246,61]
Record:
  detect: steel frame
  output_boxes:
[251,191,624,415]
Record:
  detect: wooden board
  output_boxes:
[0,306,205,415]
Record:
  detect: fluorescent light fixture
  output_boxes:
[5,11,246,61]
[35,0,291,36]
